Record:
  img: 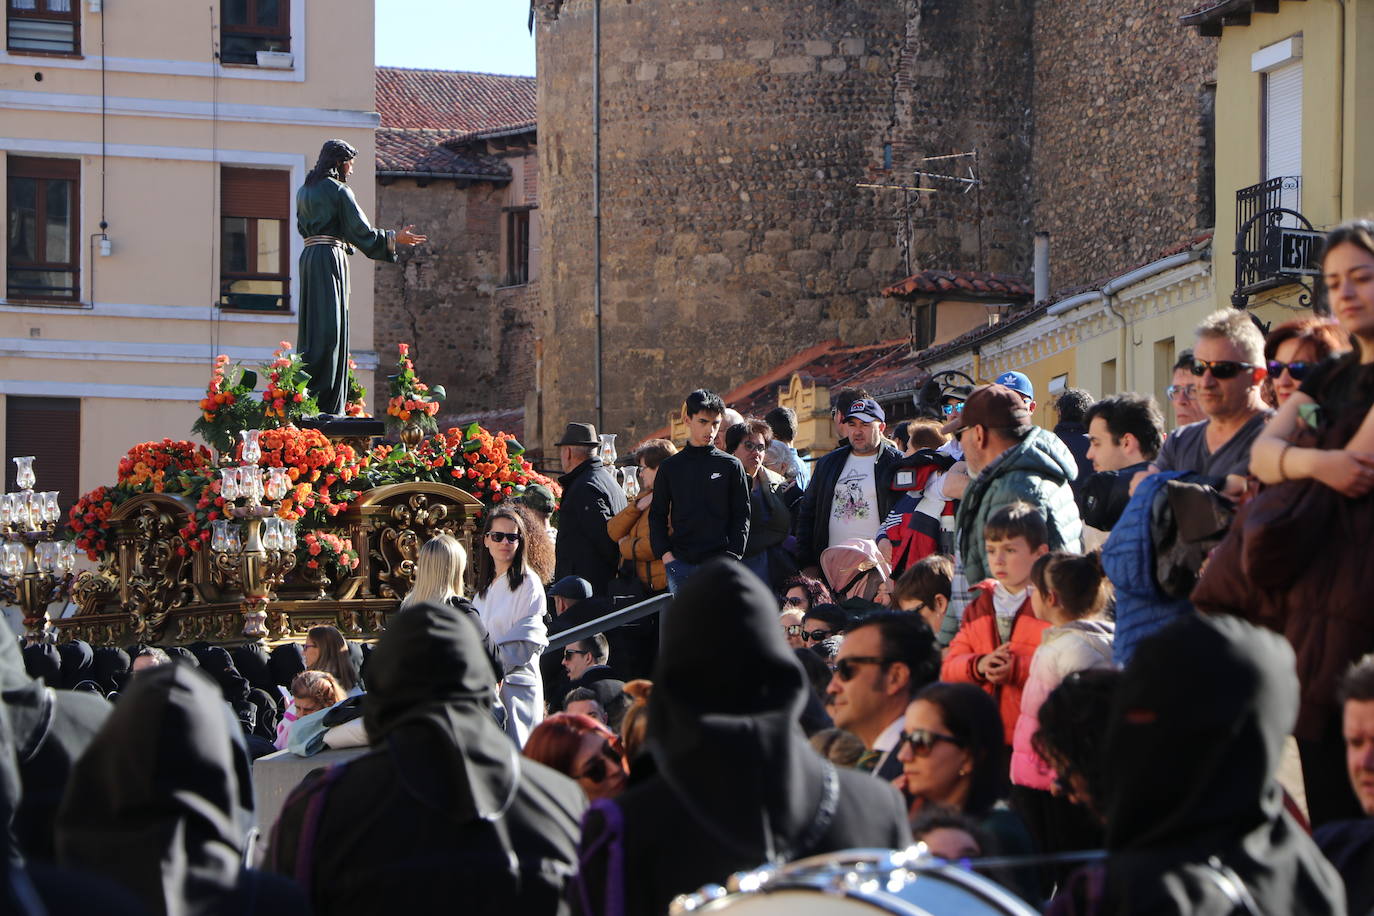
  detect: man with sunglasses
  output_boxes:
[1149,310,1273,491]
[826,611,941,781]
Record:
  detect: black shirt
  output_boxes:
[1081,461,1152,532]
[647,444,750,563]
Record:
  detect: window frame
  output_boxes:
[219,0,291,66]
[503,205,533,287]
[6,0,81,57]
[6,155,81,303]
[218,166,291,312]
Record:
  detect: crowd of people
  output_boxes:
[4,220,1374,914]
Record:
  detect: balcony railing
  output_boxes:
[1234,176,1301,294]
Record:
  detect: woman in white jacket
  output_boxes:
[472,505,549,746]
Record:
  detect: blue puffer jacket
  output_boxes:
[1101,471,1195,667]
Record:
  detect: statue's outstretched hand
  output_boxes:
[396,225,428,247]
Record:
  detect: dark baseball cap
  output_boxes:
[520,483,556,514]
[842,397,885,424]
[549,576,593,600]
[939,384,1031,436]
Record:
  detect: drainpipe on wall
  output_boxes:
[1330,0,1347,217]
[1033,232,1050,304]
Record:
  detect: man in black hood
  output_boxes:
[1052,614,1343,915]
[0,634,108,862]
[267,601,585,915]
[573,557,911,915]
[55,663,302,915]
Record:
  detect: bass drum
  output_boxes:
[670,847,1039,916]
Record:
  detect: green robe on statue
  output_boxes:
[296,177,397,415]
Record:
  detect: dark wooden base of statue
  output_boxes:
[298,416,386,456]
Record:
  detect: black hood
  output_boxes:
[20,644,59,688]
[56,640,92,690]
[647,557,828,863]
[91,647,130,695]
[229,644,276,696]
[267,643,304,689]
[1102,614,1343,913]
[197,647,251,705]
[363,601,520,824]
[56,663,257,915]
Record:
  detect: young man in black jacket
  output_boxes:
[649,389,750,594]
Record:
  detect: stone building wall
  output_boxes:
[1030,2,1217,288]
[372,157,540,416]
[533,0,1035,449]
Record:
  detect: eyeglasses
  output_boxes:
[832,655,890,681]
[738,441,768,453]
[942,402,965,416]
[896,728,965,756]
[1266,360,1313,381]
[486,531,521,543]
[781,595,808,608]
[1165,384,1197,401]
[1190,359,1260,380]
[563,647,590,659]
[799,628,834,643]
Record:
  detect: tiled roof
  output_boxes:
[376,67,536,132]
[882,269,1033,301]
[375,128,512,179]
[1179,0,1260,35]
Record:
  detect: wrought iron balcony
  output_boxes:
[1232,176,1320,307]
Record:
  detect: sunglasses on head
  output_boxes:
[487,531,521,543]
[897,728,965,756]
[942,402,965,416]
[1190,359,1260,380]
[1266,359,1313,381]
[832,655,890,681]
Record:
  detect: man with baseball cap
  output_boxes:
[796,396,903,572]
[552,422,626,595]
[994,370,1037,412]
[943,384,1082,583]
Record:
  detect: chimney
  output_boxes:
[1033,232,1050,304]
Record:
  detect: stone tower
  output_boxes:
[533,0,1035,448]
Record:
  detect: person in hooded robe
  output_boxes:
[266,601,585,915]
[55,664,304,916]
[572,556,912,916]
[20,644,59,689]
[54,640,92,691]
[0,634,108,862]
[1048,614,1344,915]
[90,646,130,696]
[268,643,304,698]
[296,138,426,416]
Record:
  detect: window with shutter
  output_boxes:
[7,0,79,55]
[1263,61,1302,218]
[220,166,290,312]
[6,156,80,302]
[5,397,80,521]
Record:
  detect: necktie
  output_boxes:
[856,749,881,772]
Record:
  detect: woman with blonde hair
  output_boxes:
[400,533,502,683]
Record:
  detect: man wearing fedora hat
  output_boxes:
[552,422,626,596]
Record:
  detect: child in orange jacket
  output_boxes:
[940,502,1050,744]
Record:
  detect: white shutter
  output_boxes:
[1265,62,1302,217]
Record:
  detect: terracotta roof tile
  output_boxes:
[375,67,536,132]
[882,269,1033,300]
[375,128,512,179]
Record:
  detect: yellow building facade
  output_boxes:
[0,0,380,505]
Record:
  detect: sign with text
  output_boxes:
[1271,227,1324,276]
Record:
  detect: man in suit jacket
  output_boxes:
[552,422,627,596]
[826,611,942,782]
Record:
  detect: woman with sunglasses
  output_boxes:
[1262,317,1352,407]
[895,682,1036,891]
[799,603,848,650]
[523,712,630,801]
[1198,220,1374,826]
[473,505,549,746]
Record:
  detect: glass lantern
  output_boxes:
[2,542,25,577]
[220,467,241,501]
[12,456,35,491]
[240,429,262,465]
[58,541,77,573]
[265,467,290,501]
[600,434,618,467]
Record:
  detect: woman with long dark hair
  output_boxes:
[296,139,427,415]
[472,506,548,746]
